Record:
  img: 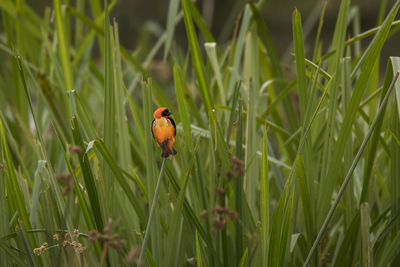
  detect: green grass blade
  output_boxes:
[390,90,400,226]
[225,5,250,99]
[249,2,298,131]
[249,3,283,80]
[204,42,226,105]
[389,57,400,231]
[112,19,132,171]
[341,57,355,227]
[292,8,308,119]
[165,142,198,266]
[163,167,214,255]
[0,119,31,229]
[238,248,248,267]
[181,0,213,113]
[268,182,294,267]
[261,126,269,266]
[164,0,180,60]
[173,64,194,153]
[376,225,400,266]
[29,160,45,228]
[243,23,259,213]
[225,81,240,143]
[332,213,360,267]
[360,203,371,267]
[93,139,145,222]
[360,58,395,203]
[15,221,38,267]
[71,117,104,230]
[235,98,244,264]
[142,78,162,263]
[0,130,10,267]
[52,123,98,233]
[319,0,349,193]
[312,1,327,61]
[103,0,115,205]
[304,71,399,267]
[317,1,399,224]
[139,158,166,266]
[187,0,215,42]
[54,0,73,90]
[296,155,314,245]
[196,231,202,267]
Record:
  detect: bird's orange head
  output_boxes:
[153,107,172,119]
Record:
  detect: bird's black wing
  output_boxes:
[151,119,155,139]
[169,117,176,136]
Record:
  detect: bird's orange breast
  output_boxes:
[152,117,175,144]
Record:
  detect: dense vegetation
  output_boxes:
[1,0,400,266]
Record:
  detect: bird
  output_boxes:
[151,107,177,158]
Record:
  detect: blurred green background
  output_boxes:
[24,0,400,63]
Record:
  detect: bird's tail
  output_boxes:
[161,146,177,158]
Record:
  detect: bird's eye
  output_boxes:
[162,109,170,116]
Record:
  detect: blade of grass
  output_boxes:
[29,160,45,228]
[235,98,244,264]
[303,71,399,267]
[71,117,104,230]
[93,139,146,222]
[181,0,213,113]
[261,125,269,266]
[296,155,314,246]
[165,140,199,266]
[0,119,31,229]
[15,220,37,267]
[341,57,355,228]
[163,166,214,259]
[389,56,400,225]
[243,23,259,213]
[52,123,102,259]
[0,130,9,267]
[138,158,166,266]
[225,81,240,143]
[268,180,294,267]
[376,219,400,266]
[312,1,327,61]
[112,19,132,171]
[317,1,400,225]
[164,0,180,60]
[249,2,299,132]
[239,248,248,267]
[360,203,371,267]
[332,213,360,267]
[187,0,215,43]
[225,5,251,99]
[204,42,226,105]
[196,231,202,267]
[2,13,28,123]
[390,93,400,224]
[292,8,308,119]
[360,58,396,203]
[54,0,73,91]
[142,78,161,263]
[319,0,349,193]
[174,64,194,153]
[103,0,115,210]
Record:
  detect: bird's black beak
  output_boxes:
[161,109,173,117]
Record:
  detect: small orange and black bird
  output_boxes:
[151,107,177,158]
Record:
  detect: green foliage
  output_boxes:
[0,0,400,266]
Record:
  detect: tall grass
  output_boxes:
[1,0,400,266]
